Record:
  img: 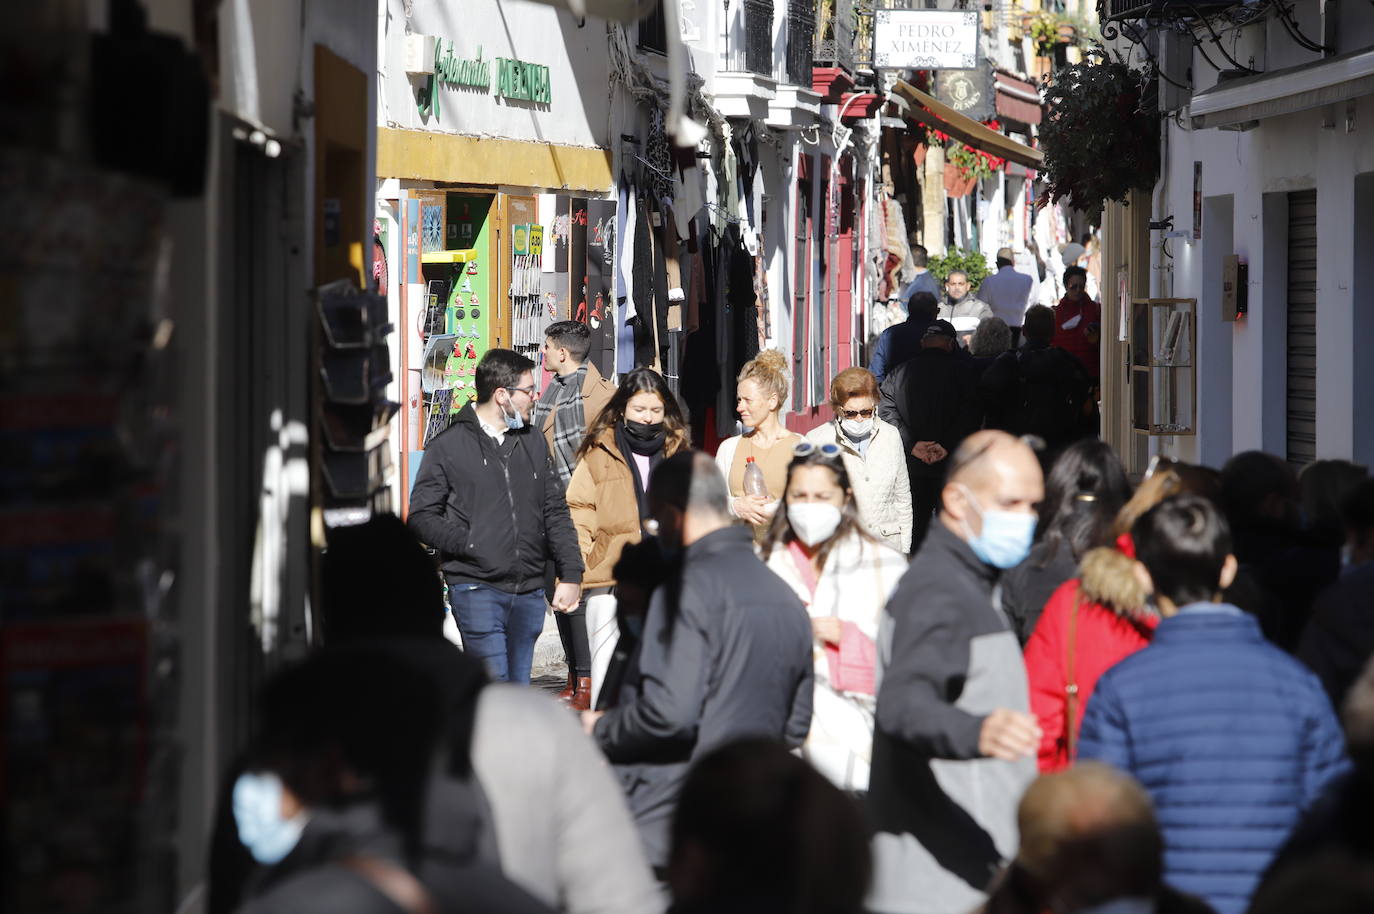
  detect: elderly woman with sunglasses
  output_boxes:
[804,368,913,553]
[759,442,909,793]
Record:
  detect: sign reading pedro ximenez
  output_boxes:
[420,40,551,119]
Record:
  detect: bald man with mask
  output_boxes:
[868,431,1044,914]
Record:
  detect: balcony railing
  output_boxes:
[853,0,874,73]
[814,0,856,74]
[726,0,776,76]
[785,0,818,84]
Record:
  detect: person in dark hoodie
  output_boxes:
[211,516,662,914]
[868,430,1044,914]
[230,647,553,914]
[407,348,584,683]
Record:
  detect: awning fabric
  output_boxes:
[995,71,1042,125]
[1190,47,1374,130]
[889,80,1043,169]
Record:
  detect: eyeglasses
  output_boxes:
[839,408,875,420]
[504,385,536,396]
[793,441,842,458]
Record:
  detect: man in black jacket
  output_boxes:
[584,451,814,871]
[869,430,1043,914]
[408,349,583,684]
[978,304,1089,467]
[870,291,941,383]
[878,319,983,551]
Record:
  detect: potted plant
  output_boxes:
[1038,50,1160,222]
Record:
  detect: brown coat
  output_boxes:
[541,362,617,458]
[565,429,647,589]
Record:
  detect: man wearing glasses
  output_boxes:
[409,348,584,683]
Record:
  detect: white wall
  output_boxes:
[379,0,611,150]
[1157,89,1374,466]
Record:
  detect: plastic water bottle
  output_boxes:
[742,456,769,499]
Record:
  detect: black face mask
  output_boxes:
[622,420,667,453]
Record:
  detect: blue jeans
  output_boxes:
[446,579,546,684]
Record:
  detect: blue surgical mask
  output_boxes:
[959,485,1036,569]
[500,397,525,431]
[233,771,310,865]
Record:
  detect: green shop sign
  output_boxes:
[419,40,551,120]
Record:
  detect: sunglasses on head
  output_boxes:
[839,408,875,420]
[793,441,842,458]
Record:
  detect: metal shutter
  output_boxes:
[1286,189,1318,468]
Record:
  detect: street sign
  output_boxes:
[934,66,995,122]
[873,10,979,70]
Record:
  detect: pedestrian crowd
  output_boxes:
[211,303,1374,914]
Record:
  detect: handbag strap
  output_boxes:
[341,855,441,914]
[1065,594,1081,761]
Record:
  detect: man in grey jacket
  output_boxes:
[938,270,994,324]
[868,430,1043,914]
[585,451,815,871]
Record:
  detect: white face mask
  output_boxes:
[840,417,874,439]
[788,502,843,546]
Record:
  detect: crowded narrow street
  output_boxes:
[5,1,1374,913]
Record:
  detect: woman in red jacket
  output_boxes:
[1025,463,1222,771]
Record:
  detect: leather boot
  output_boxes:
[557,669,576,702]
[569,677,593,711]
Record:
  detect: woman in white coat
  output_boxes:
[759,442,908,793]
[805,367,913,553]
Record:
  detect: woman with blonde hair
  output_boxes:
[1023,461,1222,771]
[714,350,803,538]
[804,367,912,552]
[563,367,690,710]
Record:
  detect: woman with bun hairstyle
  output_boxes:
[563,367,689,710]
[714,350,803,539]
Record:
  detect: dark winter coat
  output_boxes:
[878,347,982,480]
[1298,563,1374,709]
[1077,607,1350,914]
[594,525,814,868]
[236,804,554,914]
[408,403,582,593]
[978,341,1089,454]
[868,523,1037,914]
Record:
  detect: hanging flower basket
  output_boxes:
[1039,52,1160,221]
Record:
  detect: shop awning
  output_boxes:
[995,71,1042,126]
[889,79,1043,169]
[1190,47,1374,130]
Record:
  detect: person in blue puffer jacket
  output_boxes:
[1078,495,1349,914]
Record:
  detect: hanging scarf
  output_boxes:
[616,421,667,519]
[532,366,587,485]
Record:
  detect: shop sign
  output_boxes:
[418,39,551,119]
[934,66,995,122]
[873,10,979,70]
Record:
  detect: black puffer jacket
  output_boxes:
[408,404,582,592]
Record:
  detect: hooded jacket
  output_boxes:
[1023,543,1159,773]
[408,403,583,593]
[868,522,1037,914]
